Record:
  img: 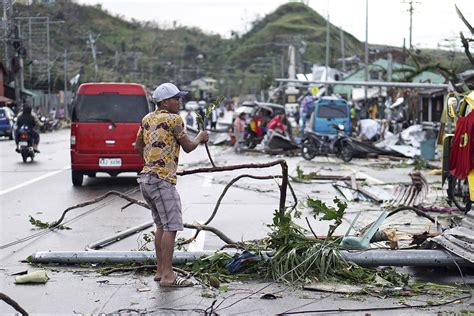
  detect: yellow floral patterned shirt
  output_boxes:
[137,109,186,184]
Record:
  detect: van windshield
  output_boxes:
[317,104,347,118]
[72,94,150,123]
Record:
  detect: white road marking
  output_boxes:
[188,221,206,251]
[0,166,69,196]
[202,173,213,187]
[345,167,384,184]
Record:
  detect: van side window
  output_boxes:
[72,94,149,123]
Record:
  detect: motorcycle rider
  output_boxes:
[15,104,43,153]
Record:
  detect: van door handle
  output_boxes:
[105,140,116,145]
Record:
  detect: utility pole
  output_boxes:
[325,12,330,81]
[3,0,12,72]
[340,27,346,72]
[88,31,99,82]
[46,16,51,111]
[364,0,369,106]
[114,50,119,81]
[408,0,413,49]
[402,0,418,49]
[28,18,32,83]
[325,10,330,95]
[64,48,68,117]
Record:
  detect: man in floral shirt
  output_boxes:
[135,82,208,287]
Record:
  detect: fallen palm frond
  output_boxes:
[265,200,410,286]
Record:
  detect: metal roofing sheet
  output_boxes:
[431,210,474,264]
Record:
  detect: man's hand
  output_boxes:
[178,131,209,153]
[198,131,209,143]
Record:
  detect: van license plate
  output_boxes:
[99,158,121,167]
[19,141,28,147]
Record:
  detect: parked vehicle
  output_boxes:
[17,125,36,163]
[310,97,351,135]
[301,124,354,162]
[39,115,53,132]
[244,102,286,149]
[443,91,473,213]
[70,82,153,186]
[447,175,471,213]
[0,107,15,139]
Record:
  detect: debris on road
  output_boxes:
[14,270,49,284]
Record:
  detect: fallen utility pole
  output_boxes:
[29,249,472,268]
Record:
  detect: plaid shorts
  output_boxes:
[138,173,183,231]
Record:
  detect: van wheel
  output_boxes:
[72,171,84,186]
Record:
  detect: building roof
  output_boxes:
[411,71,445,84]
[333,58,445,98]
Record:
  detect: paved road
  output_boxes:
[0,129,471,314]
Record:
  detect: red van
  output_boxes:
[70,82,152,186]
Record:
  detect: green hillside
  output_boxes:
[232,3,364,68]
[11,1,471,97]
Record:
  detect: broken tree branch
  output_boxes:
[178,159,289,213]
[50,191,148,229]
[0,293,28,316]
[179,173,297,245]
[183,223,236,244]
[387,205,438,224]
[100,265,188,277]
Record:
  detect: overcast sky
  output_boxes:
[76,0,473,50]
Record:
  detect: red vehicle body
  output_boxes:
[70,82,152,186]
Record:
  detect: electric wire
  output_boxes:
[0,187,140,249]
[276,293,473,315]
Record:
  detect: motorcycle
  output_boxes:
[17,125,36,163]
[443,91,473,213]
[244,103,286,149]
[301,124,354,162]
[40,116,53,132]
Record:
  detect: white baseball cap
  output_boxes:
[152,83,188,102]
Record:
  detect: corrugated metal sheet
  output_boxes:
[431,210,474,264]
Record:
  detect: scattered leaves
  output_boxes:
[29,215,71,230]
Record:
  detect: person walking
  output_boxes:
[233,112,246,153]
[210,107,218,130]
[135,82,209,287]
[299,93,314,137]
[185,110,194,127]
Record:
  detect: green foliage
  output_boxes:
[267,208,306,251]
[307,197,346,237]
[187,251,253,288]
[29,216,71,230]
[412,158,429,170]
[194,97,225,130]
[294,165,320,181]
[137,232,153,251]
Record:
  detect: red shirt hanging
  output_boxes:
[449,110,474,179]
